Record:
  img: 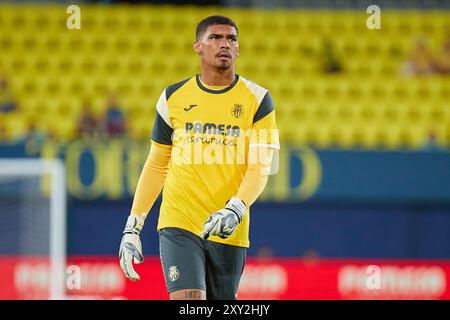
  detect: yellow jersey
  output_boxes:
[151,74,279,248]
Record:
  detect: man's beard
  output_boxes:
[216,62,231,70]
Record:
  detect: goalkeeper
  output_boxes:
[119,15,279,300]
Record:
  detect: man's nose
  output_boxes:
[220,38,230,49]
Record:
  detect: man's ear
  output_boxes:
[193,40,202,55]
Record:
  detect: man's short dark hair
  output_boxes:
[196,15,238,40]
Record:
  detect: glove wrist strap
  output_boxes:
[123,214,145,235]
[226,196,247,223]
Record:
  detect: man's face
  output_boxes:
[194,24,239,71]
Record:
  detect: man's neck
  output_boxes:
[199,67,235,86]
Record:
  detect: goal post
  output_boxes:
[0,158,67,300]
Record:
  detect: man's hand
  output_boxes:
[119,214,145,281]
[200,196,247,240]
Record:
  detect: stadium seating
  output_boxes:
[0,5,449,148]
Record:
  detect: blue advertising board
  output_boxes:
[1,139,449,203]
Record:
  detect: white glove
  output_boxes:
[200,196,247,240]
[119,214,145,281]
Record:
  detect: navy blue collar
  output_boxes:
[196,74,239,94]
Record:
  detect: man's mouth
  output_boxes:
[217,52,232,59]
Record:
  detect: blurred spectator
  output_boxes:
[24,123,47,145]
[402,37,434,76]
[433,35,450,75]
[302,249,320,266]
[320,40,343,74]
[0,123,8,143]
[77,103,99,138]
[103,94,126,138]
[422,129,442,150]
[23,122,47,154]
[0,76,17,113]
[255,245,274,260]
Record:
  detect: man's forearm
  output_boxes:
[130,142,171,217]
[236,148,274,207]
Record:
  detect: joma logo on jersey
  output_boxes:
[185,122,241,137]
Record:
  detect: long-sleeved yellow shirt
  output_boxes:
[130,75,279,248]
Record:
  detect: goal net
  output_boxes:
[0,159,67,299]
